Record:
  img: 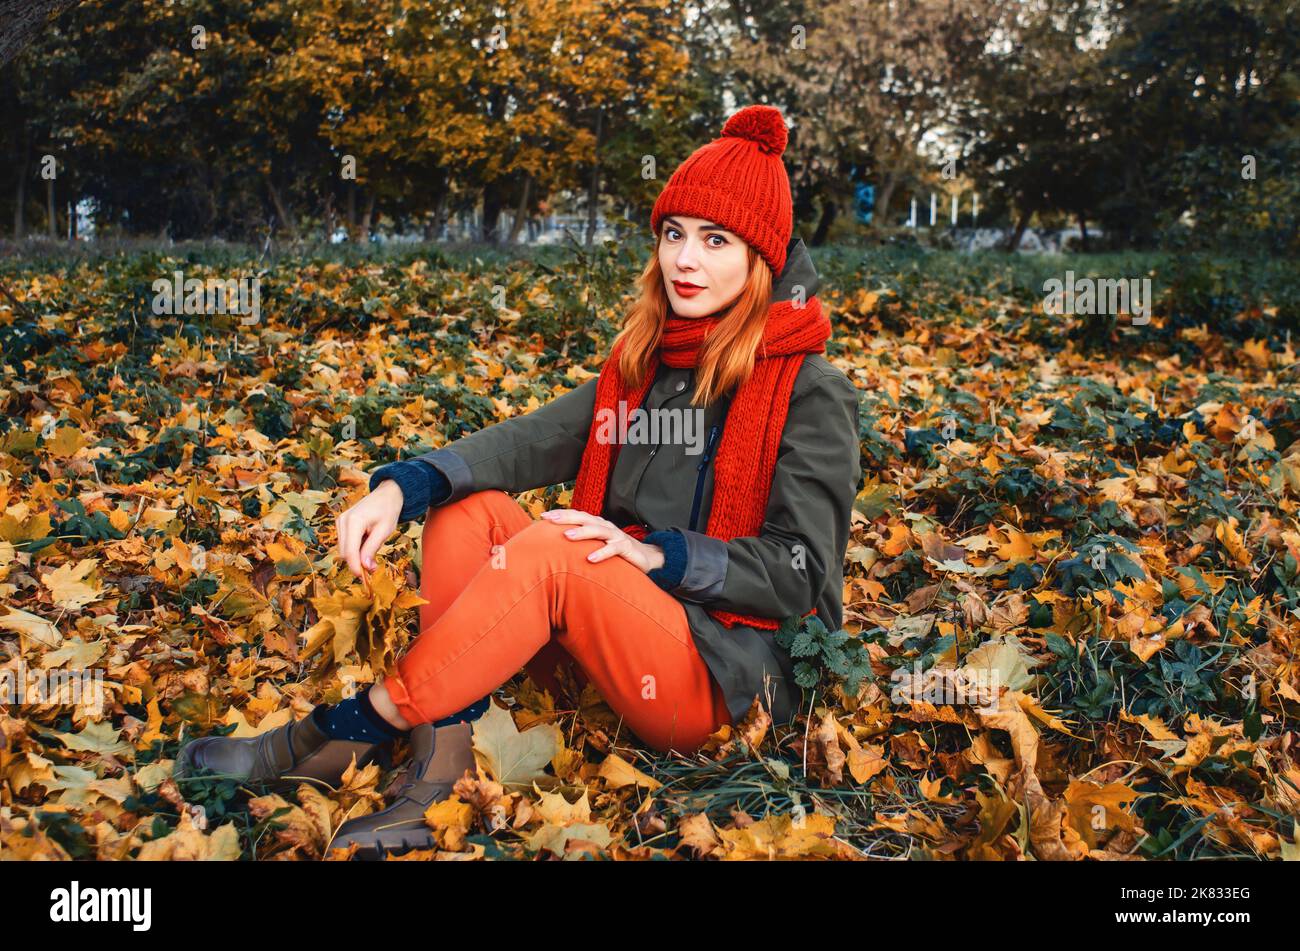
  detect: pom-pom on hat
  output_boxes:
[651,104,794,277]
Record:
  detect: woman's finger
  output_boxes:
[585,541,622,563]
[561,523,614,541]
[540,509,595,524]
[358,519,390,571]
[343,513,369,578]
[337,514,356,573]
[344,524,365,577]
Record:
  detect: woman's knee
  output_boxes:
[498,517,594,569]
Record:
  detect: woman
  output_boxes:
[175,104,861,858]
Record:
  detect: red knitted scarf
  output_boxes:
[570,296,832,629]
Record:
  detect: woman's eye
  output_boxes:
[707,235,726,247]
[666,227,680,240]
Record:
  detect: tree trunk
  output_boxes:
[585,105,603,246]
[430,190,448,240]
[423,167,448,241]
[481,184,502,243]
[358,191,376,242]
[1077,210,1089,252]
[811,198,837,247]
[875,169,901,226]
[0,0,84,68]
[46,171,55,238]
[266,180,298,241]
[507,172,532,244]
[13,150,26,239]
[1005,205,1032,252]
[346,184,357,240]
[428,188,449,239]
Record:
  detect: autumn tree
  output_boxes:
[722,0,1004,242]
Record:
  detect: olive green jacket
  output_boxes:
[411,237,862,724]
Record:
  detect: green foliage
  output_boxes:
[1040,631,1244,724]
[775,613,875,698]
[51,497,126,544]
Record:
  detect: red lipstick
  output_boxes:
[672,280,705,298]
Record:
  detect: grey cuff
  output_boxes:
[408,447,474,503]
[666,526,728,601]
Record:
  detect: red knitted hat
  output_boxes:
[650,104,794,277]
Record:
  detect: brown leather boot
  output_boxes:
[328,720,476,860]
[174,710,393,794]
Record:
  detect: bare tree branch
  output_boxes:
[0,0,82,68]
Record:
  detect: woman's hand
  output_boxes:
[336,479,404,578]
[540,509,666,574]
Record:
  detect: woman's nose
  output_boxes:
[674,239,700,269]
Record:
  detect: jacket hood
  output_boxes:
[771,236,818,303]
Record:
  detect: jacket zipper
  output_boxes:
[628,375,662,530]
[688,423,721,532]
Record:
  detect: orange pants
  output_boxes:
[380,489,733,754]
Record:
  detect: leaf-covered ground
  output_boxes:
[1,242,1298,860]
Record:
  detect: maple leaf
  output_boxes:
[1063,780,1142,849]
[962,632,1042,693]
[524,820,617,859]
[0,604,62,647]
[135,813,241,861]
[718,813,853,860]
[470,699,564,788]
[42,557,104,611]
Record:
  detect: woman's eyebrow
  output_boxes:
[664,217,733,234]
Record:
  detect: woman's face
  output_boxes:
[658,215,750,318]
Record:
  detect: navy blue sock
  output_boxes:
[431,694,492,727]
[312,684,410,742]
[312,687,493,739]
